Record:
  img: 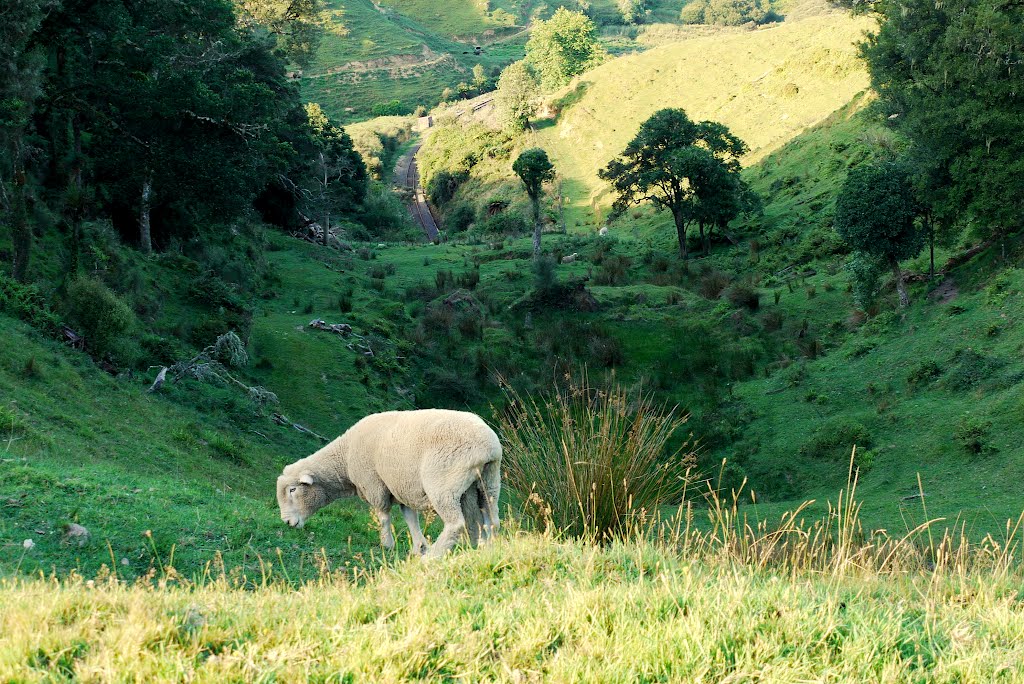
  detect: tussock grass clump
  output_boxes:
[496,374,696,541]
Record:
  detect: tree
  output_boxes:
[235,0,325,68]
[618,0,648,24]
[862,0,1024,253]
[525,8,605,90]
[302,103,367,246]
[495,61,540,132]
[599,108,748,259]
[472,64,487,91]
[513,148,555,258]
[681,0,770,26]
[0,0,47,281]
[834,162,923,308]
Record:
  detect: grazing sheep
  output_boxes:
[599,226,609,236]
[560,252,579,264]
[276,409,501,558]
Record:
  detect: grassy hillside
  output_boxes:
[536,12,874,224]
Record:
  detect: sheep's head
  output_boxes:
[276,470,329,529]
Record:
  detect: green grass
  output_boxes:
[3,530,1024,681]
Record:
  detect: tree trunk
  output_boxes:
[698,220,706,256]
[925,214,934,280]
[673,209,688,259]
[892,259,909,308]
[139,174,153,253]
[11,163,31,283]
[323,212,330,247]
[531,197,542,258]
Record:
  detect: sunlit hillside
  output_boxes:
[536,12,874,219]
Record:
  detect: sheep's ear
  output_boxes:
[299,472,315,486]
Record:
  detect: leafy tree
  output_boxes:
[862,0,1024,252]
[513,148,556,257]
[525,8,605,90]
[472,64,487,90]
[302,103,367,246]
[618,0,648,24]
[834,162,923,308]
[599,109,748,259]
[235,0,325,68]
[0,0,47,281]
[495,61,541,132]
[680,0,770,26]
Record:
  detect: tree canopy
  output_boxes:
[862,0,1024,244]
[495,61,541,132]
[513,148,556,257]
[599,108,749,258]
[834,162,923,307]
[525,8,605,90]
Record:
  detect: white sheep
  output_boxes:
[599,226,609,236]
[560,252,579,264]
[276,409,501,558]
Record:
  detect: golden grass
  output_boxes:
[535,13,875,217]
[3,461,1023,682]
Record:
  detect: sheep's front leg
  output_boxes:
[401,504,428,556]
[376,508,395,550]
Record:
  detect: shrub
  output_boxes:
[593,254,632,286]
[446,204,476,233]
[426,169,470,207]
[0,275,61,335]
[800,418,871,459]
[533,255,559,295]
[906,360,942,387]
[587,330,625,368]
[698,270,732,300]
[496,373,696,541]
[66,277,139,364]
[725,283,759,311]
[954,414,993,455]
[945,349,1004,391]
[479,211,528,236]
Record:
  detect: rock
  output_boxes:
[63,523,91,547]
[22,539,35,550]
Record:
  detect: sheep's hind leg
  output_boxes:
[376,507,395,551]
[401,504,428,556]
[461,489,483,547]
[424,490,466,559]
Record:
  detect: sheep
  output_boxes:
[276,409,502,558]
[560,252,579,264]
[599,226,609,236]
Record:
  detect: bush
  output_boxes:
[698,270,732,300]
[725,283,760,311]
[66,277,139,364]
[426,169,470,207]
[370,99,408,117]
[800,418,871,459]
[497,374,696,541]
[906,360,942,387]
[0,275,61,335]
[479,211,529,236]
[533,255,559,295]
[681,0,770,25]
[593,255,632,286]
[954,414,993,455]
[446,204,476,233]
[945,349,1004,391]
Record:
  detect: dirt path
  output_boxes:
[395,143,439,242]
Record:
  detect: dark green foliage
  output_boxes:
[906,360,942,387]
[446,204,476,233]
[593,255,632,286]
[725,283,760,311]
[800,418,871,459]
[369,100,409,117]
[945,349,1004,392]
[66,277,139,365]
[0,275,61,335]
[533,255,559,295]
[862,0,1024,242]
[699,270,732,300]
[953,414,993,455]
[427,170,470,207]
[479,211,529,236]
[600,109,751,259]
[835,162,923,306]
[513,149,556,256]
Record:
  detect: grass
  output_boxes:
[3,468,1024,681]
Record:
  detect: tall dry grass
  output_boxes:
[495,372,698,542]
